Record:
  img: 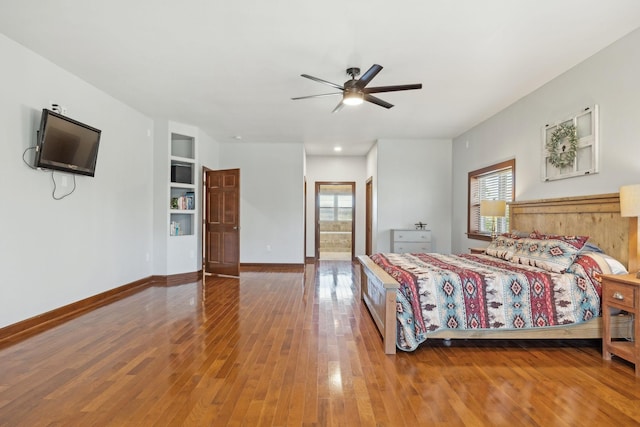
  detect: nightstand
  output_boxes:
[469,247,486,254]
[602,273,640,376]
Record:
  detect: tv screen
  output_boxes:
[34,109,102,177]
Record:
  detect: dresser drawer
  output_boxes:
[603,281,636,310]
[393,242,432,253]
[392,230,431,242]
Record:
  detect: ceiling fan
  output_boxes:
[292,64,422,113]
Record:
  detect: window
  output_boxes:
[468,159,515,241]
[319,194,353,221]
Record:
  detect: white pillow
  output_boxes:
[600,254,628,275]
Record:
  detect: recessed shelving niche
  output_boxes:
[169,133,196,237]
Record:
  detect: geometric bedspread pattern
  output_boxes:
[370,252,610,351]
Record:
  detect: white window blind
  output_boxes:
[469,162,514,236]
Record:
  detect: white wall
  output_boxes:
[305,155,367,258]
[0,34,154,328]
[376,138,453,253]
[152,120,169,275]
[366,144,378,252]
[452,27,640,254]
[219,142,305,264]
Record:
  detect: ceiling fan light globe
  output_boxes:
[342,92,364,106]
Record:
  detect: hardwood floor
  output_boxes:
[1,261,640,426]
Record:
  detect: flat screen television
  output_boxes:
[34,109,102,177]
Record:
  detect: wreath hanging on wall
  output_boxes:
[546,123,579,168]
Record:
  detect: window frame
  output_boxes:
[467,159,516,241]
[319,193,353,221]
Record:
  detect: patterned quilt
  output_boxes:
[370,252,611,351]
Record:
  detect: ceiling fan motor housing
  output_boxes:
[346,67,360,79]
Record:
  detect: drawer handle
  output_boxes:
[613,292,625,301]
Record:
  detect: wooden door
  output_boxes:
[203,167,240,276]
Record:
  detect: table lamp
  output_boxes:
[480,199,506,242]
[620,184,640,278]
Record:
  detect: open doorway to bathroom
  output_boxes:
[315,182,355,261]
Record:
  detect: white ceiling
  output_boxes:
[1,1,640,156]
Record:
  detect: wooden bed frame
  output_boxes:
[358,193,638,354]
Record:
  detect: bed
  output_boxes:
[358,193,638,354]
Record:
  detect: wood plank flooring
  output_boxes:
[1,261,640,426]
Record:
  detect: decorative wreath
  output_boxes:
[546,123,578,168]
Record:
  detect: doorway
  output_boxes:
[315,182,355,261]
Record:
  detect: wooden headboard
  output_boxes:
[510,193,637,271]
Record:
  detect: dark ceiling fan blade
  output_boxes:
[356,64,383,89]
[364,94,393,109]
[291,92,342,100]
[332,100,345,113]
[364,83,423,94]
[300,74,344,91]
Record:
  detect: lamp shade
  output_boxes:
[480,199,506,217]
[620,184,640,217]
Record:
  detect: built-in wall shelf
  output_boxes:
[169,132,196,237]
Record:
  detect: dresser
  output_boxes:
[390,229,432,253]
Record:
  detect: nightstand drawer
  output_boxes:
[603,282,636,310]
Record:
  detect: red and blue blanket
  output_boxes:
[370,252,609,351]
